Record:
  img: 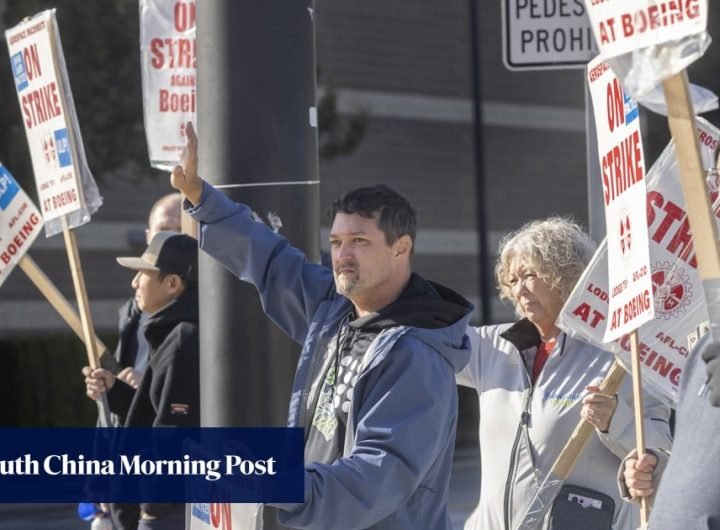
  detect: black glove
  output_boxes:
[700,336,720,407]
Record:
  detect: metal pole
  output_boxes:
[585,74,606,243]
[468,0,491,325]
[197,2,319,527]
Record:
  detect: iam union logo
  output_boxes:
[618,215,631,260]
[42,134,57,169]
[651,261,692,319]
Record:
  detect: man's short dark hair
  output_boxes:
[329,184,416,248]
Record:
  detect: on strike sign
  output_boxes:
[587,55,654,341]
[5,12,84,222]
[583,0,707,58]
[558,117,720,404]
[0,165,43,288]
[140,0,197,170]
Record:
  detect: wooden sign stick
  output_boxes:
[629,329,649,527]
[62,217,111,427]
[662,71,720,282]
[18,254,108,356]
[517,361,627,530]
[549,360,627,477]
[41,17,112,427]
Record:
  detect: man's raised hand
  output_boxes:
[171,121,203,205]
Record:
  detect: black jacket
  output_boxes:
[125,288,200,428]
[103,298,142,426]
[112,287,199,530]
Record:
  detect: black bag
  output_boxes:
[545,484,616,530]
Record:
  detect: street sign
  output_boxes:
[503,0,598,70]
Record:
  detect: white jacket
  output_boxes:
[457,320,673,530]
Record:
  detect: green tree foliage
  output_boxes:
[0,334,113,426]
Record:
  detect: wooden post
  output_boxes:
[18,255,108,356]
[629,330,649,527]
[662,72,720,282]
[62,219,111,427]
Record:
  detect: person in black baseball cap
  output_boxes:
[84,230,200,530]
[115,231,198,315]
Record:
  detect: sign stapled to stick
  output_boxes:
[0,164,43,287]
[588,55,655,526]
[6,10,109,425]
[558,117,720,405]
[587,55,654,341]
[4,9,101,237]
[140,0,197,170]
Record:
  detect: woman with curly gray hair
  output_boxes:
[457,217,672,530]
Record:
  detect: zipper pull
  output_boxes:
[533,467,542,485]
[521,411,530,426]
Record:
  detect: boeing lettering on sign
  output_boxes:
[503,0,598,70]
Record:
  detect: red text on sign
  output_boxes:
[609,289,651,330]
[21,81,61,129]
[1,212,40,265]
[159,89,196,113]
[620,0,701,38]
[174,1,196,32]
[572,302,606,328]
[596,0,701,44]
[619,334,682,387]
[150,38,196,69]
[42,188,78,214]
[23,43,42,80]
[602,130,644,205]
[210,503,232,530]
[646,190,697,269]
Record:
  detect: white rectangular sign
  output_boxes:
[503,0,597,70]
[5,12,84,222]
[140,0,197,170]
[583,0,707,58]
[558,117,720,404]
[587,55,654,341]
[0,164,44,288]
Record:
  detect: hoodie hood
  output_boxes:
[143,288,199,350]
[353,273,473,373]
[350,273,471,331]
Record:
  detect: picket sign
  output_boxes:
[587,54,655,525]
[0,164,111,414]
[4,12,109,426]
[140,0,197,170]
[662,72,720,335]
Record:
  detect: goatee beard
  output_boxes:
[335,274,358,295]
